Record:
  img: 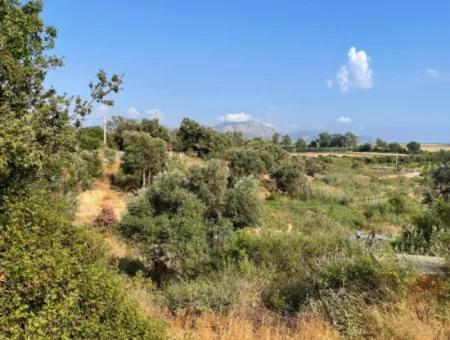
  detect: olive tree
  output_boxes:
[121,131,168,188]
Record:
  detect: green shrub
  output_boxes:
[271,158,308,198]
[224,176,261,228]
[187,159,230,219]
[165,271,240,313]
[0,193,165,339]
[263,242,408,314]
[225,147,265,178]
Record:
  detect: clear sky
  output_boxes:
[43,0,450,142]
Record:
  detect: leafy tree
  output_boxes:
[406,141,421,154]
[120,131,168,189]
[225,147,265,178]
[430,151,450,202]
[375,138,388,151]
[271,158,308,198]
[358,143,373,152]
[107,116,141,150]
[295,138,307,151]
[0,2,163,336]
[187,160,230,219]
[141,118,170,142]
[176,118,207,152]
[387,142,404,153]
[272,132,280,144]
[77,126,104,150]
[224,176,261,228]
[344,132,358,147]
[318,132,331,147]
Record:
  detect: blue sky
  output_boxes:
[43,0,450,142]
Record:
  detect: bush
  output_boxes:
[271,158,308,198]
[95,206,118,228]
[187,160,230,219]
[0,193,165,339]
[165,271,241,313]
[224,176,261,228]
[264,244,407,314]
[225,147,265,178]
[118,131,168,189]
[77,126,104,150]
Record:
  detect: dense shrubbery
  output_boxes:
[114,131,168,190]
[0,1,164,336]
[271,158,308,198]
[77,126,105,150]
[108,116,170,150]
[119,161,262,284]
[0,193,165,339]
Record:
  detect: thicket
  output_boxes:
[0,1,164,337]
[118,161,262,284]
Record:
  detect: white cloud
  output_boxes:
[337,116,352,124]
[425,68,440,78]
[334,47,373,92]
[145,108,164,120]
[126,107,140,118]
[219,112,251,123]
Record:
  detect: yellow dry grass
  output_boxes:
[74,159,127,225]
[421,144,450,152]
[167,313,340,340]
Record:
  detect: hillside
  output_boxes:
[214,120,277,138]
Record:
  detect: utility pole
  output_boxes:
[103,110,107,147]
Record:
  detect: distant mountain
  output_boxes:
[214,121,277,139]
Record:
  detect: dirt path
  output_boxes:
[381,171,421,179]
[396,254,447,274]
[74,160,127,225]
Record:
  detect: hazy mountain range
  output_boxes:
[214,120,375,143]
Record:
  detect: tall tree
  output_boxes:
[121,131,168,188]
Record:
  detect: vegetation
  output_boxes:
[2,1,448,339]
[0,1,164,337]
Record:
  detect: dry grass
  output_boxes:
[421,144,450,152]
[74,158,127,225]
[166,313,340,340]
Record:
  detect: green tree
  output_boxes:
[0,1,162,336]
[375,138,388,151]
[318,132,331,148]
[225,147,265,178]
[77,126,104,150]
[295,138,307,151]
[271,158,308,198]
[121,131,168,188]
[141,118,170,142]
[187,160,230,219]
[272,132,280,144]
[224,176,261,228]
[406,141,421,154]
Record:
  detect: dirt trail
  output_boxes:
[396,254,446,274]
[74,160,127,225]
[381,171,421,179]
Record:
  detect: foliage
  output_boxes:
[77,126,105,150]
[313,132,358,148]
[187,159,230,219]
[0,193,165,339]
[271,158,308,198]
[224,176,261,228]
[117,131,168,189]
[225,147,265,178]
[165,270,241,313]
[406,141,421,154]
